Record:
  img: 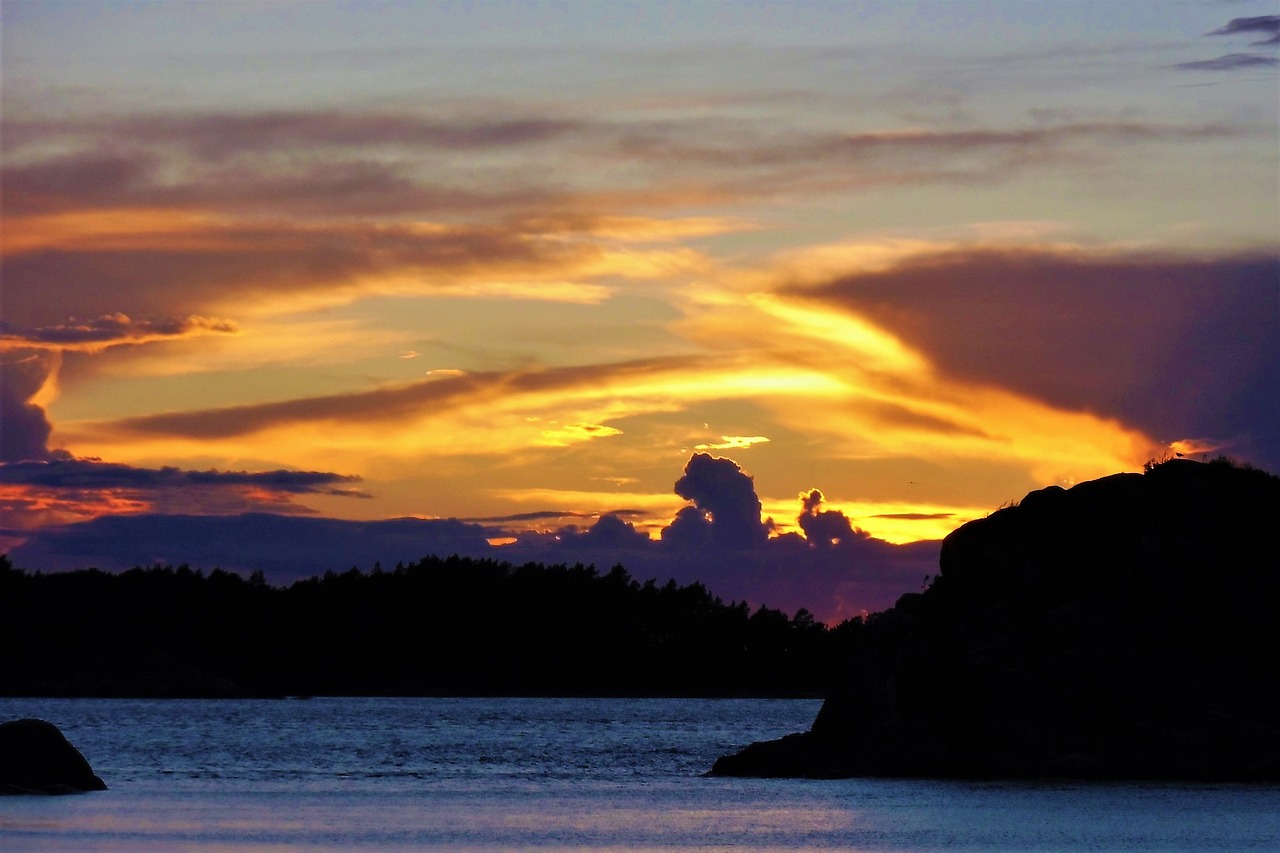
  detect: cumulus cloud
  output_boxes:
[797,488,865,547]
[671,453,768,549]
[565,513,654,550]
[504,458,945,620]
[660,505,714,550]
[0,354,59,462]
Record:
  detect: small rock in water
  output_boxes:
[0,718,108,794]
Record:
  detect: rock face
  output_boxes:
[0,718,107,794]
[712,459,1280,780]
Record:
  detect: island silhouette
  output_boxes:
[711,458,1280,780]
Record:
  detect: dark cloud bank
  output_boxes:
[5,453,939,623]
[1,353,369,526]
[0,459,364,496]
[791,248,1280,473]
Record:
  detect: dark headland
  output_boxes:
[711,458,1280,781]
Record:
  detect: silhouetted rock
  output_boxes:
[0,719,106,794]
[712,459,1280,780]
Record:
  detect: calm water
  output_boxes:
[1,697,1277,851]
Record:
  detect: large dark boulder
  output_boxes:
[0,718,107,794]
[712,459,1280,780]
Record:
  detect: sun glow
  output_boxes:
[760,495,987,544]
[748,293,928,372]
[486,487,684,538]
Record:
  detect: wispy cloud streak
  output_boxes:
[1174,53,1278,71]
[1,314,237,352]
[1208,15,1280,46]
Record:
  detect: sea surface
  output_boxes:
[1,697,1277,851]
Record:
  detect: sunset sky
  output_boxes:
[3,1,1277,620]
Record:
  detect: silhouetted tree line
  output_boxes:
[0,554,865,698]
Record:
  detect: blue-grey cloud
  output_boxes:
[554,513,654,550]
[0,458,364,496]
[491,490,942,621]
[659,505,714,550]
[6,513,492,582]
[1208,15,1280,46]
[1174,53,1279,71]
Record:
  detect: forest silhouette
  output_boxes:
[0,554,861,698]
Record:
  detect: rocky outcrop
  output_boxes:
[0,718,107,794]
[712,459,1280,780]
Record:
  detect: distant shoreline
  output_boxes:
[0,556,859,700]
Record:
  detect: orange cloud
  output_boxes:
[1,208,232,256]
[678,244,1172,487]
[58,355,843,467]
